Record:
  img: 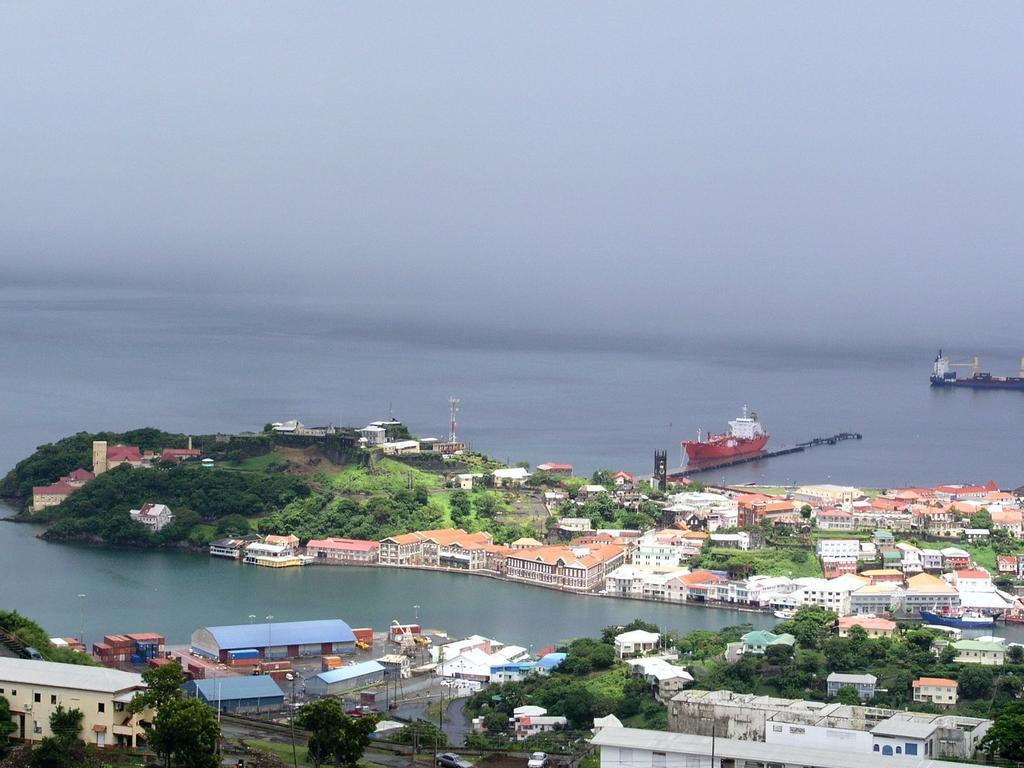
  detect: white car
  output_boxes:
[528,752,549,768]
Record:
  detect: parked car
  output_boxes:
[528,752,550,768]
[437,753,472,768]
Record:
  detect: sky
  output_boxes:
[2,2,1022,345]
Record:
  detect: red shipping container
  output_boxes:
[352,627,374,644]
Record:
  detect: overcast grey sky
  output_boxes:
[2,2,1022,344]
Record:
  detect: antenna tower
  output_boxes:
[449,398,459,442]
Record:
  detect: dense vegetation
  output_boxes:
[682,606,1024,717]
[464,620,669,750]
[693,545,822,578]
[41,462,310,546]
[0,428,201,499]
[0,611,94,665]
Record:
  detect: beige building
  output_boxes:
[913,677,958,707]
[0,657,152,750]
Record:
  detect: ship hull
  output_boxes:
[919,610,994,629]
[931,376,1024,390]
[684,435,769,462]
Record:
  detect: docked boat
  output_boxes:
[920,608,994,629]
[773,609,796,620]
[684,406,769,464]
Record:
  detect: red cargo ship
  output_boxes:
[684,406,769,463]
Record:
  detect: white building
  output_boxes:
[614,630,661,658]
[592,727,981,768]
[492,467,531,487]
[797,574,869,616]
[632,539,682,568]
[128,502,174,532]
[815,539,860,559]
[510,705,567,741]
[358,425,386,445]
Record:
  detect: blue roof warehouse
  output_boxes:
[184,675,285,714]
[306,660,386,698]
[190,619,356,661]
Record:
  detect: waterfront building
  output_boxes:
[913,677,958,707]
[190,619,356,661]
[951,568,993,592]
[826,672,877,701]
[184,675,284,714]
[504,543,624,592]
[128,502,174,532]
[305,537,380,563]
[378,528,493,569]
[797,574,869,616]
[306,661,386,697]
[243,541,305,567]
[902,573,959,613]
[510,537,543,550]
[208,535,259,559]
[0,657,151,750]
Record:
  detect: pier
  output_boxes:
[671,431,862,475]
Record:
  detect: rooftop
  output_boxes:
[0,657,144,695]
[315,660,385,684]
[190,675,283,701]
[197,619,355,650]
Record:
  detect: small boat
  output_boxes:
[920,608,994,629]
[774,609,796,620]
[1004,611,1024,624]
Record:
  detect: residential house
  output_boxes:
[860,569,904,585]
[952,640,1005,666]
[997,555,1018,575]
[913,678,958,707]
[510,705,567,741]
[837,616,897,638]
[128,503,174,532]
[951,568,993,593]
[964,528,991,543]
[827,673,877,701]
[940,547,971,570]
[577,484,609,502]
[614,630,661,658]
[627,658,693,702]
[740,630,795,655]
[613,471,636,486]
[536,462,573,475]
[492,467,531,487]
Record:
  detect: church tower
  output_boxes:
[92,440,108,475]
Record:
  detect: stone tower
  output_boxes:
[92,440,108,475]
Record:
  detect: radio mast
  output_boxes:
[448,398,459,442]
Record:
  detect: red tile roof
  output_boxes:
[65,468,95,482]
[32,481,75,496]
[306,538,379,552]
[107,445,142,462]
[537,462,573,472]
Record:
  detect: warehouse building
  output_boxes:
[184,675,284,714]
[306,660,385,697]
[190,619,356,661]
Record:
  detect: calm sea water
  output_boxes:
[2,285,1024,645]
[2,285,1023,486]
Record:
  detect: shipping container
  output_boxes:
[352,627,374,645]
[322,655,343,671]
[388,624,420,641]
[228,648,261,660]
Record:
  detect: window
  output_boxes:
[895,746,902,754]
[34,693,41,703]
[873,745,880,752]
[905,744,918,756]
[50,695,57,705]
[97,702,105,713]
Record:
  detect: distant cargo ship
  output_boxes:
[931,350,1024,390]
[684,406,769,464]
[919,608,994,630]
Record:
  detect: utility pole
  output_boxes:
[286,672,298,768]
[77,594,87,646]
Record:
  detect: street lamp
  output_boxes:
[249,614,256,624]
[266,615,274,659]
[77,594,87,646]
[285,672,298,768]
[413,604,420,623]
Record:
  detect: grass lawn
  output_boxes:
[324,459,445,494]
[962,543,998,572]
[698,547,823,578]
[223,451,285,472]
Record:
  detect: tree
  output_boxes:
[0,696,15,754]
[959,665,995,699]
[132,661,186,714]
[296,699,377,768]
[49,705,83,746]
[834,686,861,705]
[1010,645,1024,664]
[590,469,614,488]
[970,509,993,530]
[215,513,251,536]
[29,738,77,768]
[983,703,1024,762]
[148,698,220,768]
